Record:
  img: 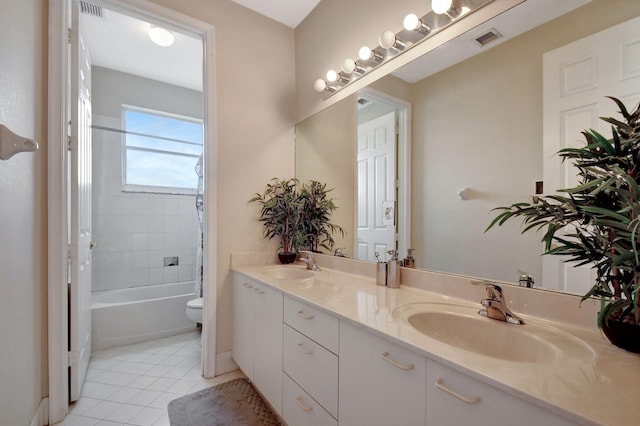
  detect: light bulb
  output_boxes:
[359,46,373,61]
[313,79,327,93]
[342,58,356,74]
[379,30,397,49]
[431,0,453,14]
[148,26,174,47]
[403,14,420,31]
[326,69,338,82]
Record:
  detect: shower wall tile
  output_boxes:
[92,115,199,292]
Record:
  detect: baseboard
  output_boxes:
[215,351,238,376]
[30,398,49,426]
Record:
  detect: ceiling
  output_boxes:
[230,0,321,28]
[80,0,590,94]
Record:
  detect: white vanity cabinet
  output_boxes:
[339,320,427,426]
[231,274,283,415]
[282,296,339,425]
[425,360,577,426]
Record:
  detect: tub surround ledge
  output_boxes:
[231,252,640,426]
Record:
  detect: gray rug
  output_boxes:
[167,378,283,426]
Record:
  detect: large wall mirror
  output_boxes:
[296,0,640,295]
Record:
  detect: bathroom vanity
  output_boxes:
[231,254,640,426]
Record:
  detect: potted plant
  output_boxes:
[249,178,305,264]
[486,97,640,353]
[300,180,345,253]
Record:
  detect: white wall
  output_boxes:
[91,68,201,292]
[0,0,48,425]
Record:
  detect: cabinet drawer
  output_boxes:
[283,325,338,418]
[426,360,577,426]
[284,296,339,353]
[283,373,337,426]
[339,321,426,426]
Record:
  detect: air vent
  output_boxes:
[474,28,502,47]
[80,1,103,17]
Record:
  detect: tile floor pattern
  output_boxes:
[56,331,243,426]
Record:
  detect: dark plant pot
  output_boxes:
[602,318,640,354]
[278,252,297,264]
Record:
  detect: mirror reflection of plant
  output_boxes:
[249,178,305,255]
[300,180,345,252]
[486,97,640,327]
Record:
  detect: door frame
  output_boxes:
[356,88,412,259]
[47,0,217,422]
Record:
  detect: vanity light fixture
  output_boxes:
[148,26,174,47]
[432,0,462,19]
[342,58,366,75]
[403,13,431,35]
[358,46,384,63]
[379,30,407,51]
[314,0,494,97]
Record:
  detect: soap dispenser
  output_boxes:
[386,250,401,288]
[403,248,415,268]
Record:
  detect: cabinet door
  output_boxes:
[232,275,255,379]
[339,321,426,426]
[426,360,577,426]
[253,282,283,416]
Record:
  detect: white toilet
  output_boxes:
[186,297,203,324]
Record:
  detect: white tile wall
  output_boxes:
[92,114,199,292]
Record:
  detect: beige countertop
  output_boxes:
[231,260,640,426]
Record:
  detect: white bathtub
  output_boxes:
[92,281,197,351]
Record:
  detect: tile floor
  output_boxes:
[56,331,243,426]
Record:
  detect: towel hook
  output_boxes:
[0,124,39,160]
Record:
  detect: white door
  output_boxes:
[543,16,640,293]
[357,112,397,261]
[69,1,93,402]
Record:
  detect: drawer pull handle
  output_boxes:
[381,352,415,370]
[242,283,253,289]
[296,310,314,320]
[296,343,314,355]
[435,378,481,404]
[253,288,265,294]
[295,396,313,412]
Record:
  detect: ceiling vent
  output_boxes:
[474,28,502,47]
[80,1,103,18]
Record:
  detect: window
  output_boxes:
[123,106,203,194]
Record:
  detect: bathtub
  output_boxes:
[92,281,197,351]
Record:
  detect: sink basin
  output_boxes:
[394,303,591,363]
[263,266,315,280]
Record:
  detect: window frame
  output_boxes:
[121,104,203,195]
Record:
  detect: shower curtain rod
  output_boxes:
[91,124,202,147]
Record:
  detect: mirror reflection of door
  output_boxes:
[543,16,640,294]
[357,111,397,261]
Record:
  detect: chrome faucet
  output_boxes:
[478,283,525,325]
[298,250,320,271]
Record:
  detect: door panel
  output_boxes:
[69,0,93,402]
[542,17,640,293]
[357,112,397,261]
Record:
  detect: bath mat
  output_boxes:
[167,378,283,426]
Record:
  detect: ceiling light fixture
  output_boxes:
[148,26,174,47]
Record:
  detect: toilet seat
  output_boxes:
[187,298,203,310]
[186,297,203,323]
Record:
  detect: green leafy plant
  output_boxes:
[249,178,344,255]
[249,178,305,254]
[486,97,640,327]
[300,180,345,252]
